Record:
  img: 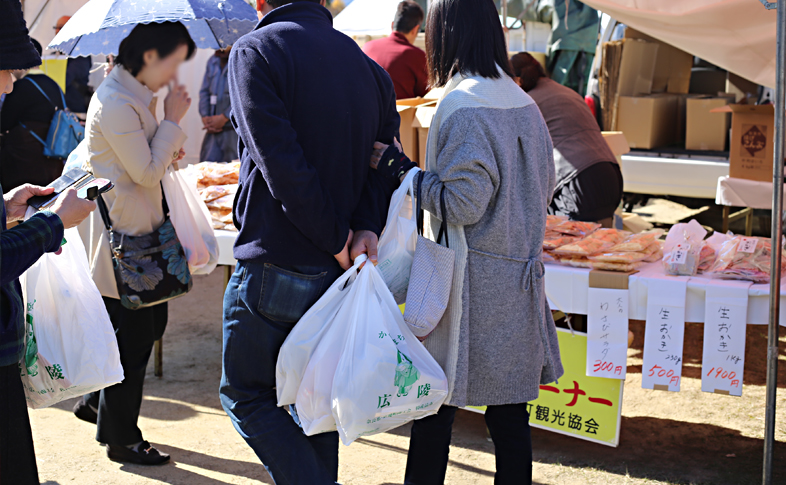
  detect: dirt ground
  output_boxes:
[28,269,786,485]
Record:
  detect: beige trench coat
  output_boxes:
[78,66,187,299]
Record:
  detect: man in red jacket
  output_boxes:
[362,1,427,99]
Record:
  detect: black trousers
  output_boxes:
[0,363,39,484]
[405,404,533,485]
[84,298,167,446]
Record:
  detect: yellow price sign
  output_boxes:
[467,328,623,447]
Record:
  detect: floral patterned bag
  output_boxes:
[96,193,192,310]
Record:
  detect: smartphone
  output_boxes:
[77,178,114,200]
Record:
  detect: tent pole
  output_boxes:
[763,0,786,484]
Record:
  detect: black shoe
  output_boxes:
[106,442,170,466]
[73,398,98,424]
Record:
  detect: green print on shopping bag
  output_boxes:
[24,301,39,377]
[394,350,420,397]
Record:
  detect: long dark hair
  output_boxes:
[425,0,513,88]
[510,52,546,92]
[115,22,196,77]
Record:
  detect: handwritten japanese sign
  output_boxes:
[586,288,629,380]
[467,329,623,447]
[701,282,751,396]
[642,277,688,392]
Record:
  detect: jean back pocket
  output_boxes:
[258,264,328,324]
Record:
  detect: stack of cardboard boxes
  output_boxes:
[609,29,751,153]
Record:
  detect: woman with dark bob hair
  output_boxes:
[73,21,195,466]
[365,0,564,482]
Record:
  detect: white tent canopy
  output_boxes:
[22,0,217,166]
[582,0,779,88]
[332,0,400,36]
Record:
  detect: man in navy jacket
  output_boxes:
[219,0,401,482]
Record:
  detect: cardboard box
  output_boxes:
[616,95,678,149]
[624,29,692,94]
[711,104,776,182]
[396,98,437,165]
[685,97,732,151]
[617,39,659,97]
[412,105,438,168]
[601,131,630,164]
[726,72,760,103]
[689,68,727,95]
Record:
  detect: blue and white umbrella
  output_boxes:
[48,0,259,57]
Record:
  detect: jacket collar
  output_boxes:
[258,1,332,30]
[110,65,154,107]
[390,31,411,46]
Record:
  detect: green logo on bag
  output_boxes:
[24,302,39,377]
[394,350,420,397]
[45,364,65,380]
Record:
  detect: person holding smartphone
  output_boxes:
[0,3,97,483]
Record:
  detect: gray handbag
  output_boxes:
[403,171,455,339]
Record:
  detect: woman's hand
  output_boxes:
[4,184,54,222]
[164,83,191,125]
[172,148,186,169]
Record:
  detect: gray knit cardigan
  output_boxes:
[418,68,564,407]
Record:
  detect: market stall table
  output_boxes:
[716,175,784,234]
[545,261,786,325]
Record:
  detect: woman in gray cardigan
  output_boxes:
[364,0,564,483]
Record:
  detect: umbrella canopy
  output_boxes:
[48,0,258,57]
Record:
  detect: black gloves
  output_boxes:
[377,143,418,181]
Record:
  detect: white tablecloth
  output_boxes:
[215,230,785,326]
[716,175,780,209]
[620,154,728,199]
[216,230,238,267]
[545,262,786,326]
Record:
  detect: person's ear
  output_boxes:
[143,49,158,68]
[320,0,327,6]
[256,0,264,11]
[411,23,421,36]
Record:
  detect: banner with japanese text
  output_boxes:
[467,328,623,447]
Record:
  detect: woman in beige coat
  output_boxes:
[74,22,195,466]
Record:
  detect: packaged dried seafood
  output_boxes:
[552,229,630,257]
[608,229,664,253]
[662,220,707,276]
[551,220,601,237]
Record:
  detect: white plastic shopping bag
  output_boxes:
[331,262,448,445]
[276,256,364,406]
[162,165,219,275]
[19,226,124,409]
[376,168,420,304]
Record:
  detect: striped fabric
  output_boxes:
[0,190,64,366]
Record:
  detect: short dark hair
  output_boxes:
[115,22,196,77]
[393,1,424,34]
[425,0,513,88]
[267,0,320,9]
[510,52,546,92]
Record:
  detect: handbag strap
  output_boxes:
[17,121,47,147]
[25,77,66,111]
[415,170,449,248]
[96,182,170,232]
[96,194,112,231]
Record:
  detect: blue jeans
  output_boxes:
[220,261,343,485]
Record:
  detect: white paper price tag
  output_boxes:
[586,288,629,380]
[701,282,751,396]
[738,237,757,254]
[670,244,688,264]
[210,95,218,105]
[642,278,688,392]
